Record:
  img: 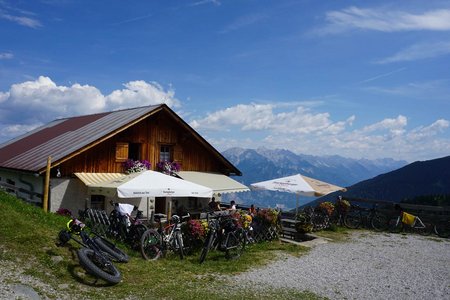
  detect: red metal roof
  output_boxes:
[0,105,161,172]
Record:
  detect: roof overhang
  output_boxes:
[74,172,126,186]
[177,171,250,196]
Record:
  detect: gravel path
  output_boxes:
[229,231,450,299]
[1,232,449,299]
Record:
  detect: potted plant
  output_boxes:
[157,161,181,176]
[123,159,151,174]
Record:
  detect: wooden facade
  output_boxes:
[58,109,228,176]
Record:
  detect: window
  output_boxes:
[6,179,15,194]
[90,195,105,210]
[116,142,141,161]
[129,143,141,161]
[160,145,172,161]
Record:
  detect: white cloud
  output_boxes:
[189,0,221,7]
[220,13,268,34]
[0,76,180,140]
[318,7,450,34]
[1,77,449,162]
[365,79,450,100]
[408,119,449,140]
[0,12,42,28]
[0,52,13,59]
[377,41,450,63]
[190,103,352,135]
[106,80,180,109]
[360,115,407,135]
[192,104,450,161]
[0,123,43,139]
[6,76,105,119]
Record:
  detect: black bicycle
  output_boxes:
[344,204,389,231]
[434,218,450,238]
[199,212,246,264]
[57,218,128,284]
[140,213,190,260]
[106,201,148,250]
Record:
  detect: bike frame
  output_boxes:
[64,221,116,267]
[393,212,426,229]
[155,214,189,251]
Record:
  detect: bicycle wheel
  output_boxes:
[225,228,246,259]
[174,231,184,260]
[417,222,433,236]
[140,229,162,260]
[344,213,361,229]
[199,231,215,264]
[77,248,121,285]
[93,236,129,263]
[129,224,148,249]
[371,214,389,232]
[434,222,450,238]
[388,218,402,233]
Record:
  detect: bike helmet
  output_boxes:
[67,219,85,234]
[171,215,180,223]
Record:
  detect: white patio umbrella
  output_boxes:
[88,170,213,220]
[88,170,213,198]
[250,174,346,215]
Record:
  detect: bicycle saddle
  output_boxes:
[153,213,167,222]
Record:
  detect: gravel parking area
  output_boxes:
[1,231,449,299]
[229,231,450,299]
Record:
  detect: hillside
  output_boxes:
[222,147,407,208]
[0,190,315,300]
[315,155,450,206]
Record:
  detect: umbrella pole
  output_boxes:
[147,197,149,222]
[295,194,299,216]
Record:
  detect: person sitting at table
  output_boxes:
[229,200,237,210]
[208,197,221,211]
[248,204,257,216]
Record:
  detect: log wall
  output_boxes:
[58,110,225,176]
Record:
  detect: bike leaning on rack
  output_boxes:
[140,213,190,260]
[388,206,432,235]
[107,201,148,250]
[344,204,389,231]
[199,212,247,264]
[433,217,450,238]
[57,218,128,284]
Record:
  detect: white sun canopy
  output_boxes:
[251,174,316,196]
[251,174,346,214]
[87,170,213,198]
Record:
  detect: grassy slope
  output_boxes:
[0,191,324,300]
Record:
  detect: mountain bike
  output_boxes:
[388,210,432,235]
[299,206,330,231]
[199,212,247,264]
[57,218,128,284]
[140,213,190,260]
[106,201,148,250]
[433,218,450,238]
[344,204,389,231]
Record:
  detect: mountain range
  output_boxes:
[222,147,408,209]
[316,155,450,206]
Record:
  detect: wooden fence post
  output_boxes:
[43,156,51,212]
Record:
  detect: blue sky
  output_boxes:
[1,0,450,162]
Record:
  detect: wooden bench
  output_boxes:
[281,218,300,240]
